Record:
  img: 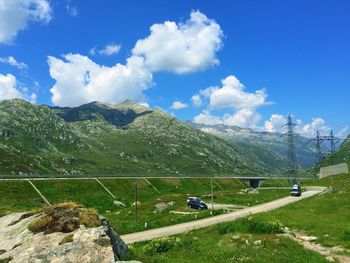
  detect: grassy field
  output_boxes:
[124,218,328,263]
[0,177,290,234]
[256,173,350,249]
[123,173,350,262]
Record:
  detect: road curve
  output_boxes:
[121,187,326,244]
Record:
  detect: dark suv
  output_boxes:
[187,197,208,210]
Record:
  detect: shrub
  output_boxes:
[28,202,101,234]
[143,236,199,256]
[143,237,177,256]
[28,215,55,233]
[59,234,74,245]
[217,217,283,235]
[247,218,283,234]
[79,208,100,228]
[343,230,350,241]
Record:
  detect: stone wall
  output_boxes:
[319,163,349,179]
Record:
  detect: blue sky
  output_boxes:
[0,0,349,138]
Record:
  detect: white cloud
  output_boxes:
[90,43,121,56]
[0,0,52,44]
[193,108,262,128]
[264,114,286,133]
[170,101,188,110]
[223,109,262,128]
[99,43,121,56]
[191,94,202,107]
[193,75,271,129]
[48,53,153,107]
[66,0,78,17]
[297,117,331,138]
[193,110,223,125]
[0,73,23,100]
[201,75,270,110]
[0,56,27,69]
[138,102,149,108]
[132,10,223,74]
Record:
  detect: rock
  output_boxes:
[299,236,318,242]
[101,217,128,261]
[0,210,130,263]
[132,201,141,206]
[254,240,262,246]
[113,201,126,207]
[0,213,115,263]
[325,187,334,193]
[154,202,168,213]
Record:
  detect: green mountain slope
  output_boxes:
[321,135,350,166]
[0,99,288,176]
[188,122,316,169]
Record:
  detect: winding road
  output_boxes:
[121,187,326,244]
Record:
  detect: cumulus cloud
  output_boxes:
[170,101,188,110]
[0,73,23,100]
[132,10,223,74]
[223,109,262,128]
[194,109,262,128]
[264,114,286,133]
[0,0,52,44]
[191,94,202,107]
[90,43,121,56]
[0,56,27,69]
[193,75,271,128]
[0,73,36,102]
[48,53,153,107]
[297,118,331,138]
[193,110,222,125]
[200,75,270,110]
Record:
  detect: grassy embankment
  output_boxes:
[125,173,350,262]
[0,178,290,234]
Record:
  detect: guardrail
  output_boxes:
[0,173,317,180]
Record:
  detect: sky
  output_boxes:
[0,0,349,138]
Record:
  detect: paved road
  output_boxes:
[121,187,326,244]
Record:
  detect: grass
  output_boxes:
[0,178,289,234]
[255,173,350,249]
[123,217,328,263]
[0,180,46,217]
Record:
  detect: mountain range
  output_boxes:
[0,99,316,176]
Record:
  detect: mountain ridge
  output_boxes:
[0,98,286,176]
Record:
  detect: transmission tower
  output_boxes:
[307,130,344,165]
[283,114,298,184]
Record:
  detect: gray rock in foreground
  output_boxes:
[0,212,135,263]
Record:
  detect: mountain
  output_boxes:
[0,99,291,176]
[320,135,350,166]
[188,122,316,169]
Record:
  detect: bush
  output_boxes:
[217,217,283,235]
[343,230,350,241]
[59,234,74,245]
[28,202,101,234]
[247,217,283,234]
[143,236,199,256]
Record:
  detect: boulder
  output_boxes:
[0,207,130,263]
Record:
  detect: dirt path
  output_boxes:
[121,187,325,244]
